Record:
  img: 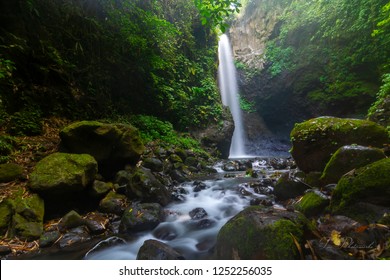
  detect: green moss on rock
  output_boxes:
[214,206,308,259]
[0,163,23,183]
[331,158,390,219]
[295,192,329,217]
[321,145,386,184]
[290,117,389,173]
[0,201,12,235]
[60,121,145,167]
[29,152,97,196]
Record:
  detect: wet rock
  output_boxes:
[58,210,85,232]
[215,206,309,259]
[169,169,188,183]
[84,212,108,235]
[238,160,252,171]
[137,239,185,260]
[193,181,207,192]
[89,180,112,198]
[171,186,187,201]
[0,245,12,256]
[0,163,23,183]
[39,231,61,248]
[189,207,208,220]
[174,148,188,161]
[308,239,353,260]
[29,153,97,197]
[153,224,178,241]
[273,173,309,200]
[84,236,127,258]
[330,158,390,222]
[290,117,389,173]
[320,145,386,184]
[317,215,362,237]
[120,167,171,206]
[295,191,329,217]
[269,158,289,170]
[119,203,164,234]
[60,121,144,176]
[250,198,273,207]
[142,158,163,172]
[99,191,127,215]
[193,219,216,230]
[222,162,238,172]
[58,226,90,248]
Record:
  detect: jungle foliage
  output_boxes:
[263,0,390,114]
[0,0,238,135]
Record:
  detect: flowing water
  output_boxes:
[218,34,247,158]
[85,160,280,260]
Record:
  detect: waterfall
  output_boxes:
[218,34,247,158]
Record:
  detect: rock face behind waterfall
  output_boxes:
[290,117,389,173]
[192,107,234,158]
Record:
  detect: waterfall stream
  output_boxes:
[218,34,248,159]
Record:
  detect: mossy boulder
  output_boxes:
[330,158,390,221]
[0,163,23,183]
[290,117,389,173]
[10,193,44,241]
[320,145,386,184]
[119,203,164,234]
[116,167,171,206]
[0,201,13,235]
[58,210,85,232]
[295,191,329,217]
[273,173,309,200]
[29,152,97,197]
[60,121,145,176]
[99,191,128,215]
[214,206,309,259]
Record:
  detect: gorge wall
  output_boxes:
[227,0,383,142]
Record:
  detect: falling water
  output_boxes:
[218,34,247,158]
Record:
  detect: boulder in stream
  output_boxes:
[119,203,164,234]
[137,239,184,260]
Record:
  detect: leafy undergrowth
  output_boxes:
[0,117,69,202]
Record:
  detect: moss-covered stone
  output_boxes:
[99,191,127,215]
[0,163,23,183]
[89,180,113,198]
[331,158,390,220]
[58,210,85,231]
[214,206,309,259]
[11,193,44,241]
[321,145,386,184]
[290,117,389,173]
[29,152,97,197]
[119,203,164,234]
[295,192,329,217]
[60,121,144,175]
[273,173,309,200]
[123,167,171,206]
[0,201,12,235]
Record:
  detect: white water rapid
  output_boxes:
[218,34,247,158]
